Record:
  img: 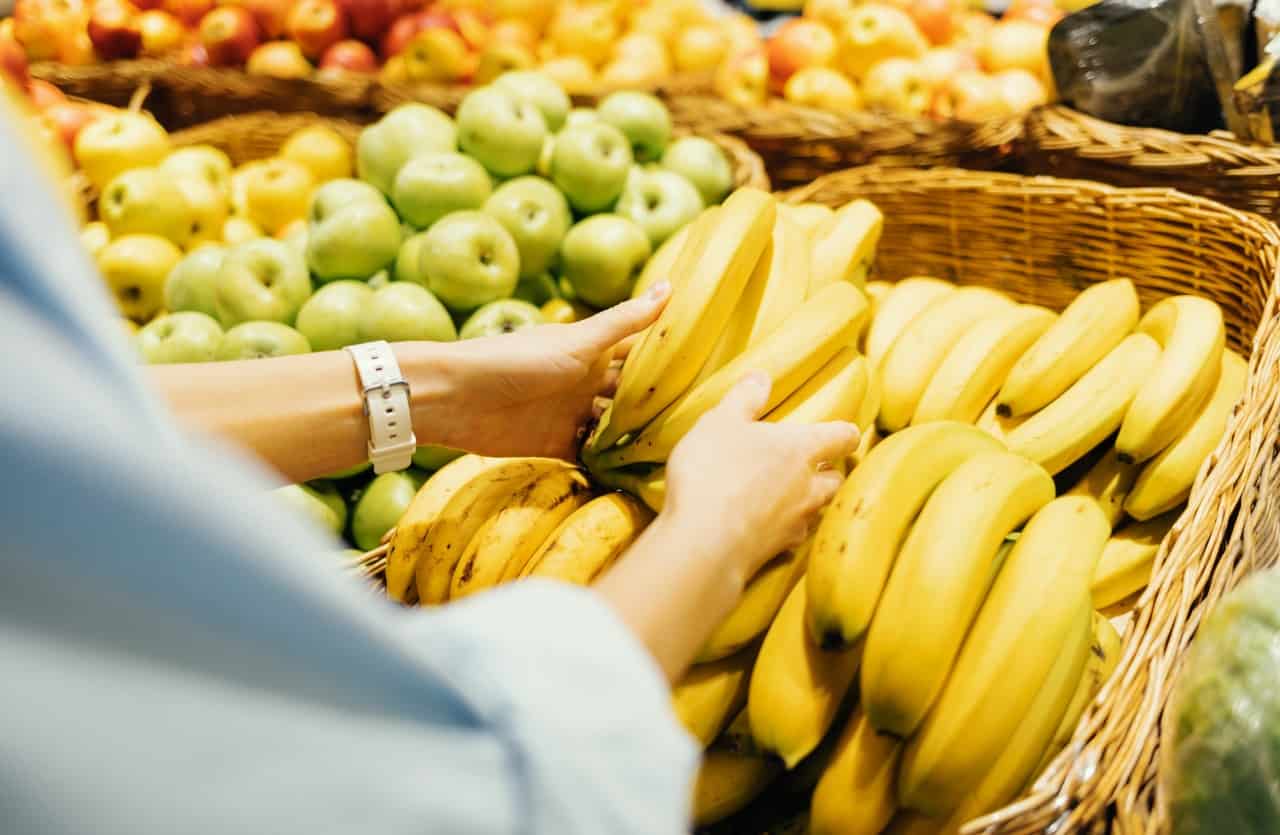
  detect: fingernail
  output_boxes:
[647,280,671,301]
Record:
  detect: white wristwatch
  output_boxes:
[346,341,416,474]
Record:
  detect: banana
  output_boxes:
[808,199,883,294]
[699,542,810,664]
[693,712,783,827]
[630,208,704,299]
[1125,349,1246,520]
[864,280,892,311]
[673,648,756,746]
[414,458,576,604]
[1117,296,1226,463]
[386,454,500,603]
[1091,511,1177,609]
[748,576,864,768]
[589,187,776,452]
[864,277,954,371]
[593,281,869,470]
[882,813,946,835]
[807,422,1003,649]
[861,451,1055,737]
[767,347,869,425]
[1064,447,1140,530]
[877,286,1012,432]
[976,397,1025,446]
[809,706,902,835]
[997,278,1139,417]
[594,465,667,513]
[780,201,835,239]
[855,365,881,433]
[1004,332,1162,475]
[449,468,593,598]
[898,496,1107,817]
[1031,611,1123,780]
[912,304,1056,426]
[522,492,652,583]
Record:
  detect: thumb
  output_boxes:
[716,372,772,421]
[570,280,670,358]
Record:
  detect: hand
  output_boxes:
[663,373,859,581]
[412,283,669,460]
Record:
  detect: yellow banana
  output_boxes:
[864,277,954,371]
[593,281,868,469]
[449,468,593,598]
[882,813,945,835]
[861,451,1055,737]
[1091,511,1177,609]
[807,422,1003,649]
[522,492,653,584]
[898,496,1107,817]
[1126,349,1246,519]
[1004,333,1162,475]
[594,465,667,513]
[808,199,883,294]
[630,208,708,299]
[1065,447,1140,530]
[414,458,576,604]
[673,648,756,747]
[386,454,500,603]
[767,347,869,425]
[693,713,783,827]
[877,286,1012,432]
[700,542,811,664]
[997,278,1140,417]
[780,201,835,239]
[1118,295,1226,463]
[748,577,864,768]
[855,365,881,433]
[912,304,1056,425]
[976,397,1026,446]
[809,706,901,835]
[590,187,776,452]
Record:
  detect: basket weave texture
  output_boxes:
[786,166,1280,835]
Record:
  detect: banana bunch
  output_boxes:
[383,454,649,605]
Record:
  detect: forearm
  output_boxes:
[593,512,747,683]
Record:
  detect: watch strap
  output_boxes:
[345,341,416,474]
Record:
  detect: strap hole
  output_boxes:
[385,407,393,414]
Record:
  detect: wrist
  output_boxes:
[650,508,750,600]
[394,341,464,449]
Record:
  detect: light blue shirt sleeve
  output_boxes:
[0,113,698,834]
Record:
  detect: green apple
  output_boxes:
[325,460,372,480]
[282,220,308,256]
[483,176,571,280]
[460,299,545,339]
[549,122,633,214]
[136,311,224,364]
[351,470,420,550]
[512,272,559,306]
[662,136,734,206]
[215,239,312,327]
[560,214,652,308]
[456,85,548,179]
[216,321,312,360]
[391,151,493,230]
[563,108,598,130]
[615,167,705,247]
[494,70,571,131]
[164,244,227,318]
[597,91,672,163]
[412,445,464,471]
[273,482,345,538]
[421,211,520,311]
[74,111,170,191]
[307,199,402,283]
[536,135,554,178]
[394,231,431,285]
[162,145,233,195]
[358,282,457,342]
[295,280,374,352]
[310,178,387,221]
[99,167,194,246]
[356,103,457,195]
[80,221,111,259]
[97,234,184,322]
[368,270,391,289]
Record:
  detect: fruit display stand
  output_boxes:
[778,166,1280,835]
[665,94,1024,189]
[1022,104,1280,228]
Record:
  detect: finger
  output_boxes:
[801,421,861,465]
[570,281,670,359]
[811,469,845,505]
[612,332,644,361]
[715,371,773,421]
[600,364,622,397]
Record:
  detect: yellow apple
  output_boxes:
[80,221,111,258]
[162,145,233,197]
[173,174,229,249]
[96,234,183,321]
[474,41,536,83]
[491,0,554,32]
[805,0,859,30]
[99,167,194,246]
[540,55,596,93]
[547,2,616,67]
[918,46,979,89]
[722,12,764,57]
[992,68,1050,113]
[600,54,666,88]
[714,48,769,107]
[403,28,476,83]
[279,124,353,183]
[229,160,265,217]
[222,215,263,245]
[241,157,315,235]
[930,69,1010,121]
[627,4,676,42]
[979,20,1051,85]
[73,111,170,191]
[784,66,861,111]
[839,4,928,80]
[615,31,667,64]
[861,57,932,116]
[247,41,314,79]
[673,24,726,73]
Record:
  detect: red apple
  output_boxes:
[318,37,376,71]
[0,31,29,87]
[131,0,161,10]
[26,78,67,108]
[219,0,292,39]
[61,28,99,63]
[199,5,260,65]
[162,0,212,26]
[13,0,84,62]
[906,0,958,45]
[766,18,837,88]
[137,9,184,54]
[379,9,455,58]
[246,38,312,77]
[287,0,347,59]
[42,101,99,148]
[339,0,398,44]
[88,0,143,60]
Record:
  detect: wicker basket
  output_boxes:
[665,94,1025,189]
[1023,105,1280,227]
[784,166,1280,835]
